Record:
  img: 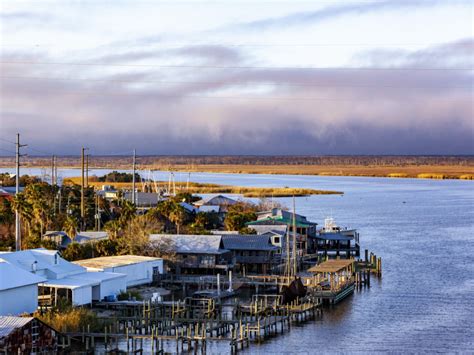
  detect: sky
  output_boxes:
[0,0,473,156]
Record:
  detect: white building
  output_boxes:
[74,255,164,287]
[0,261,45,316]
[0,249,126,306]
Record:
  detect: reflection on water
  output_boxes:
[2,168,473,352]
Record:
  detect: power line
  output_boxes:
[0,148,15,155]
[0,137,16,145]
[0,42,459,48]
[27,145,55,156]
[1,61,470,71]
[1,75,470,89]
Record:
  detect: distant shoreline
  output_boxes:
[0,155,473,180]
[1,163,473,180]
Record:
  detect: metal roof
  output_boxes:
[74,255,162,270]
[71,271,126,282]
[195,195,237,207]
[41,277,96,290]
[44,231,109,246]
[0,316,33,338]
[149,234,228,254]
[308,259,354,273]
[0,249,86,279]
[0,261,46,291]
[222,235,278,251]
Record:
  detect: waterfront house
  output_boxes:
[312,218,360,258]
[246,208,318,254]
[221,234,280,274]
[0,249,126,306]
[0,316,59,354]
[0,261,46,316]
[74,255,164,287]
[149,234,233,274]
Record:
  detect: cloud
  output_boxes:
[1,39,473,155]
[95,45,243,65]
[226,0,452,31]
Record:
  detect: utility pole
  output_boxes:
[132,149,136,204]
[54,155,58,185]
[15,133,27,251]
[51,155,57,186]
[81,147,88,231]
[85,154,89,187]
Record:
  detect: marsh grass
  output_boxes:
[63,177,341,196]
[35,307,107,333]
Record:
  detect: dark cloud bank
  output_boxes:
[1,39,473,155]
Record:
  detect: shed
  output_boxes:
[74,255,164,287]
[1,249,126,306]
[0,316,58,353]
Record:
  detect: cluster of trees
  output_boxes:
[0,175,283,262]
[92,171,141,183]
[0,173,41,187]
[0,181,109,250]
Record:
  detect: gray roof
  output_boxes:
[222,235,278,251]
[123,192,161,206]
[0,316,33,338]
[149,234,228,254]
[43,231,108,246]
[195,195,237,207]
[252,225,288,235]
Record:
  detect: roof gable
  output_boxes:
[0,261,46,291]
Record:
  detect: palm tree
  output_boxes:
[119,200,136,226]
[104,220,122,240]
[168,205,186,234]
[63,215,78,242]
[11,193,33,239]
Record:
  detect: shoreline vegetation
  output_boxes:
[0,155,472,180]
[63,177,342,197]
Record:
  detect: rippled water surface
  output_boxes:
[4,168,474,353]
